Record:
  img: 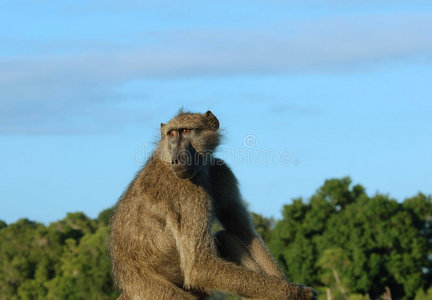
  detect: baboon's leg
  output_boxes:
[215,230,263,274]
[116,294,127,300]
[118,277,202,300]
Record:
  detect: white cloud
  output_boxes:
[1,12,431,133]
[3,12,432,82]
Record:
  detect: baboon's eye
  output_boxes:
[168,130,175,137]
[182,129,191,134]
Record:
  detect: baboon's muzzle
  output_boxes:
[171,145,200,179]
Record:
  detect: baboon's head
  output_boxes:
[160,110,220,179]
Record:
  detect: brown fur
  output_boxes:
[109,110,316,299]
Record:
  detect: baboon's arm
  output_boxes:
[217,192,287,279]
[212,162,286,278]
[169,200,300,299]
[223,201,286,277]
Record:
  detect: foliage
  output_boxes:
[269,177,431,300]
[0,214,116,300]
[0,177,430,299]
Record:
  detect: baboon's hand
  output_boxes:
[295,284,317,300]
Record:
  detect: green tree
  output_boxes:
[46,226,116,300]
[317,248,351,300]
[49,212,95,243]
[403,193,432,288]
[414,286,432,300]
[320,194,428,299]
[317,177,365,209]
[269,177,430,299]
[0,212,114,300]
[269,197,322,286]
[97,208,114,227]
[0,219,43,299]
[269,178,363,287]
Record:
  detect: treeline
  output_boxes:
[0,177,431,300]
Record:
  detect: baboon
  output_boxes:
[109,110,317,300]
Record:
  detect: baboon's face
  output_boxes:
[161,111,220,180]
[166,128,202,179]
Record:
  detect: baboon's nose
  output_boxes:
[171,159,179,165]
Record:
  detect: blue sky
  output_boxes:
[1,1,431,224]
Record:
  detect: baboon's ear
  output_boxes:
[160,123,166,137]
[204,111,219,130]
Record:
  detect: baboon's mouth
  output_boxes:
[171,166,195,180]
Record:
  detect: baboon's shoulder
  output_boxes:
[210,158,238,190]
